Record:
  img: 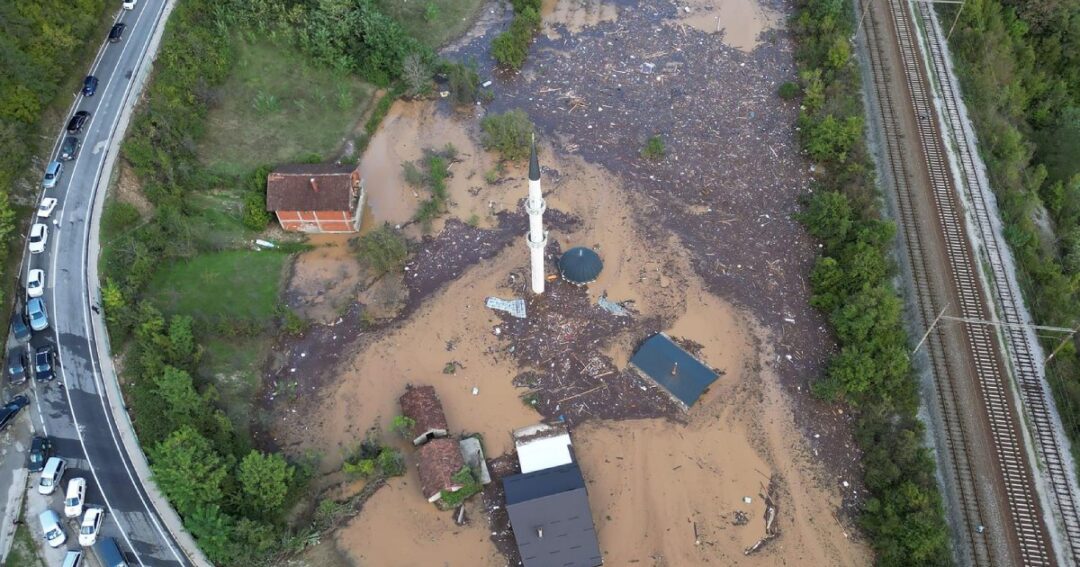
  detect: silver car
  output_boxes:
[42,161,63,189]
[26,297,48,332]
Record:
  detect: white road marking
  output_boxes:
[31,379,48,437]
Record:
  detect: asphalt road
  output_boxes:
[11,2,189,565]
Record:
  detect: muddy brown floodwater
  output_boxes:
[273,0,872,564]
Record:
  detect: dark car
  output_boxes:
[28,436,52,472]
[60,136,80,161]
[108,23,126,43]
[11,313,30,343]
[66,111,91,134]
[0,395,29,431]
[82,76,98,97]
[34,346,55,382]
[7,349,28,385]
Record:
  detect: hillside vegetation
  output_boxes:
[793,0,952,563]
[0,0,109,305]
[943,0,1080,460]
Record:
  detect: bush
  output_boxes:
[491,3,541,69]
[444,60,480,106]
[351,224,409,276]
[778,81,800,100]
[391,415,416,438]
[480,110,533,161]
[641,135,666,161]
[439,467,482,508]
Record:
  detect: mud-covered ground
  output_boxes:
[266,0,870,564]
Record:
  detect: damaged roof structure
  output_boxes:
[513,422,574,474]
[417,438,466,503]
[629,333,719,409]
[504,463,603,567]
[399,384,450,446]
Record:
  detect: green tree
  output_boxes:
[799,191,852,252]
[238,451,294,518]
[186,504,235,563]
[151,426,230,516]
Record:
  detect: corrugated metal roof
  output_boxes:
[629,333,719,408]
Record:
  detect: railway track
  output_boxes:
[861,3,990,564]
[914,3,1080,562]
[863,0,1053,564]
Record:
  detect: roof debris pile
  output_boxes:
[492,282,679,425]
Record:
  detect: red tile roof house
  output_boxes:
[417,438,467,504]
[265,163,365,233]
[399,385,450,446]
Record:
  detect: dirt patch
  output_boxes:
[286,234,364,324]
[358,101,508,234]
[114,162,154,216]
[335,476,502,567]
[541,0,619,39]
[675,0,782,52]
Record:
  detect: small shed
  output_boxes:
[559,247,603,285]
[629,333,719,410]
[513,423,573,474]
[416,438,466,503]
[399,384,449,446]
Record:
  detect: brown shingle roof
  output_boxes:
[266,163,358,212]
[416,438,465,500]
[399,385,449,443]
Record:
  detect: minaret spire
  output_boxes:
[525,135,547,294]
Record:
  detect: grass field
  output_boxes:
[198,40,375,176]
[4,504,44,567]
[378,0,488,48]
[145,250,290,327]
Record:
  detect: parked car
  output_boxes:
[123,0,137,10]
[62,550,83,567]
[38,456,66,495]
[79,508,105,546]
[39,509,66,548]
[6,349,27,385]
[109,23,126,43]
[67,111,90,134]
[29,223,48,254]
[0,395,29,431]
[60,136,80,161]
[65,478,87,518]
[42,161,63,189]
[82,76,98,97]
[27,298,48,332]
[34,345,55,381]
[10,313,30,343]
[28,436,52,472]
[37,198,58,218]
[26,269,44,298]
[96,537,128,567]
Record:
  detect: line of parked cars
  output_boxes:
[11,4,140,567]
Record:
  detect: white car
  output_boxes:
[26,269,44,299]
[123,0,136,9]
[64,477,87,518]
[37,198,58,218]
[78,507,104,546]
[28,223,48,254]
[39,510,66,548]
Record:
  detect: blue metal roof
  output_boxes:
[629,333,719,408]
[559,247,603,284]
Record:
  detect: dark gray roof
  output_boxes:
[504,464,602,567]
[266,163,357,212]
[529,138,541,181]
[629,333,718,408]
[558,247,603,285]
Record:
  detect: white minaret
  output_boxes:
[525,137,547,294]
